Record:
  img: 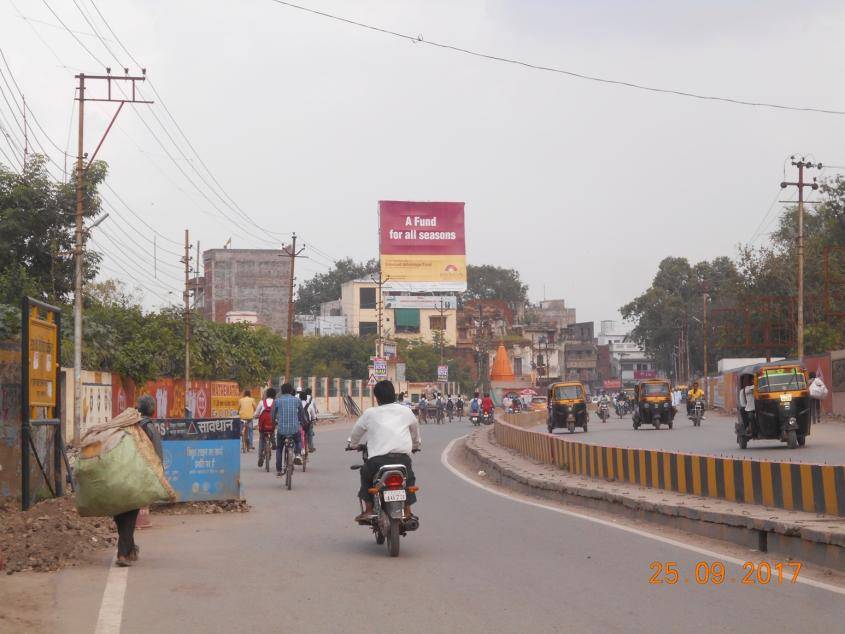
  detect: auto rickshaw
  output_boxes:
[632,379,675,430]
[735,362,811,449]
[547,381,588,433]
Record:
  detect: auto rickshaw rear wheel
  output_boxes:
[798,434,806,447]
[737,434,748,449]
[787,429,798,449]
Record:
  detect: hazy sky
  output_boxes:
[2,0,844,323]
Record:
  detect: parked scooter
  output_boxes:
[347,444,419,557]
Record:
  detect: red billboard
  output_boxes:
[379,201,467,292]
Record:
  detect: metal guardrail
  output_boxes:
[493,418,845,517]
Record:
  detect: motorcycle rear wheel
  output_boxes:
[386,520,400,557]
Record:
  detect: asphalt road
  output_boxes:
[539,409,845,464]
[56,421,845,633]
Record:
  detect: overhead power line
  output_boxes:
[267,0,845,117]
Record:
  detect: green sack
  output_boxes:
[74,409,176,517]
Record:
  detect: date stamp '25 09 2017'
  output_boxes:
[649,561,802,586]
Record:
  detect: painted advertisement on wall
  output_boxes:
[81,371,112,434]
[0,342,22,499]
[379,201,467,292]
[210,381,240,417]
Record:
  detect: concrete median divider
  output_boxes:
[494,418,845,517]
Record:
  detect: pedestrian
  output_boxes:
[114,394,163,567]
[502,394,512,413]
[808,372,828,424]
[238,389,256,451]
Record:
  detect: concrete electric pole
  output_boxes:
[182,229,192,414]
[781,157,822,359]
[282,234,305,381]
[73,70,151,441]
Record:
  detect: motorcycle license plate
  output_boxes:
[383,489,407,502]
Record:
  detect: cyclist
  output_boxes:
[418,395,428,423]
[303,387,318,452]
[272,383,306,474]
[255,387,277,468]
[446,394,455,421]
[456,394,464,420]
[238,389,256,452]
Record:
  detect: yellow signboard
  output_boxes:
[28,308,58,408]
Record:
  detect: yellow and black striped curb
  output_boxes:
[494,420,845,517]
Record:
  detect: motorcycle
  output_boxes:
[598,401,610,423]
[481,410,494,425]
[690,400,704,427]
[614,401,629,418]
[469,412,481,426]
[348,444,419,557]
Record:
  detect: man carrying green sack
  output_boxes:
[74,394,174,567]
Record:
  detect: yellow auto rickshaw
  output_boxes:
[735,362,811,449]
[632,379,675,430]
[547,381,588,434]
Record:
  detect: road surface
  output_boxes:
[52,421,845,633]
[538,409,845,464]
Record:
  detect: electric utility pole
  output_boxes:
[702,289,710,392]
[435,298,448,392]
[282,234,305,380]
[73,70,151,441]
[781,157,822,359]
[370,270,391,358]
[182,229,192,412]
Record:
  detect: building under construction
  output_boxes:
[196,248,291,334]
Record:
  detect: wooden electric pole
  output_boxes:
[72,70,151,441]
[781,157,822,359]
[282,234,305,381]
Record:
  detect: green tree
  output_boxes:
[398,338,473,392]
[295,258,378,315]
[621,256,742,377]
[0,155,106,306]
[463,265,528,305]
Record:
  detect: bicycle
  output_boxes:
[300,426,309,472]
[281,436,295,490]
[259,431,273,472]
[241,421,250,453]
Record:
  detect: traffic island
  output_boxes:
[462,426,845,573]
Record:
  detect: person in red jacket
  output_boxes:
[481,393,495,415]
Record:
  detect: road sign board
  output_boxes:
[437,364,449,382]
[373,357,388,380]
[367,375,377,387]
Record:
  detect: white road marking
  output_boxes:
[441,436,845,596]
[94,558,128,634]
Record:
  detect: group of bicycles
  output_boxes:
[243,424,312,491]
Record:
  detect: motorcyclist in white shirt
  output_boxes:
[349,380,421,523]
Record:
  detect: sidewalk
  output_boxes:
[464,426,845,572]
